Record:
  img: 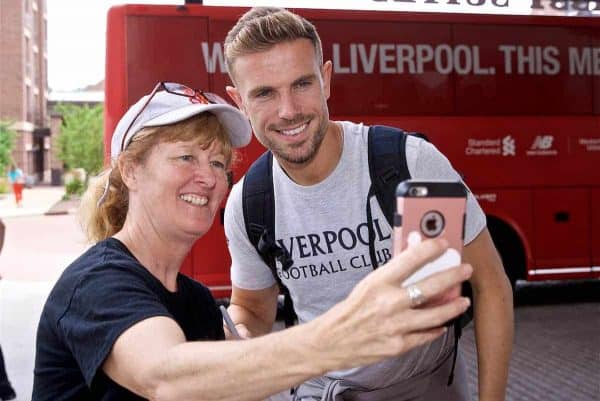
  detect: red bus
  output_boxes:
[105,4,600,297]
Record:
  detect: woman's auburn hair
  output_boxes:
[79,112,235,243]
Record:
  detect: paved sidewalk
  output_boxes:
[0,279,54,400]
[0,186,76,219]
[0,212,88,400]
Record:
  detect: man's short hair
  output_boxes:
[224,7,323,80]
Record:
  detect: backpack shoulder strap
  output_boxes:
[242,150,274,264]
[241,151,296,326]
[242,151,292,276]
[367,125,411,227]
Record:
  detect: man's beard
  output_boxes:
[267,116,328,165]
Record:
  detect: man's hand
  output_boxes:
[223,321,252,340]
[228,284,279,337]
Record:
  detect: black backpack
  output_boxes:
[241,125,471,385]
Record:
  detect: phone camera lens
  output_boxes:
[420,210,445,238]
[409,186,428,197]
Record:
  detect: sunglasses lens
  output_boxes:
[203,92,227,105]
[164,82,193,96]
[160,82,228,106]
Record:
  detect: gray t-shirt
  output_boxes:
[224,121,486,388]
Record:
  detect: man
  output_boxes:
[223,7,513,401]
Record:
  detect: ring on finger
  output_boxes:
[407,285,426,308]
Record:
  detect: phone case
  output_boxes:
[393,180,467,287]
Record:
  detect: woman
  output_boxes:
[6,164,24,207]
[32,82,472,401]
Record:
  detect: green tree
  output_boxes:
[0,120,17,175]
[56,103,104,184]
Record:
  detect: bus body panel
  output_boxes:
[125,15,211,102]
[593,189,600,268]
[105,5,600,296]
[472,188,535,275]
[532,188,591,271]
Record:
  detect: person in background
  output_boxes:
[0,218,3,253]
[0,218,17,401]
[6,164,24,207]
[31,81,472,401]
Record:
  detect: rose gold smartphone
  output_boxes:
[393,180,467,289]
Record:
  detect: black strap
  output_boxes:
[243,152,275,269]
[447,320,462,386]
[366,185,379,269]
[242,151,293,275]
[242,151,295,326]
[367,125,410,228]
[366,125,410,269]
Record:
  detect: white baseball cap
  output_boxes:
[110,82,251,159]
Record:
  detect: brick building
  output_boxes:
[0,0,50,183]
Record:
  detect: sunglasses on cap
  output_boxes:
[119,82,228,153]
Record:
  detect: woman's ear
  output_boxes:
[117,157,138,192]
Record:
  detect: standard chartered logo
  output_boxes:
[502,135,516,156]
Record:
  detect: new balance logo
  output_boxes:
[527,135,557,156]
[531,135,554,150]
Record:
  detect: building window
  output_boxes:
[35,94,41,124]
[32,3,38,38]
[25,36,31,63]
[26,84,32,122]
[25,35,33,79]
